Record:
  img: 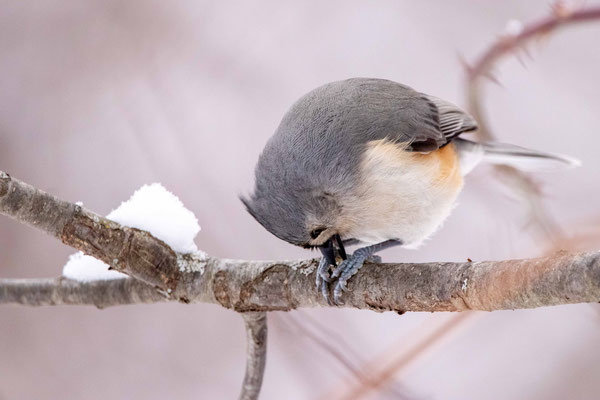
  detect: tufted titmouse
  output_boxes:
[241,78,579,305]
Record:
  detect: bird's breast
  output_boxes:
[340,139,463,246]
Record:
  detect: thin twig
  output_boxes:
[280,314,368,383]
[466,4,600,140]
[464,4,600,245]
[239,312,268,400]
[279,314,411,400]
[330,313,473,400]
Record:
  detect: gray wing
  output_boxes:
[423,95,478,147]
[342,79,478,152]
[296,78,477,153]
[263,78,479,184]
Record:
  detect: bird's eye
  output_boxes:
[310,228,326,239]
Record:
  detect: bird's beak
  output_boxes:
[319,234,347,266]
[334,234,347,260]
[319,238,337,267]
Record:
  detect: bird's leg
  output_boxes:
[330,239,401,305]
[316,235,348,305]
[316,238,337,305]
[316,256,333,305]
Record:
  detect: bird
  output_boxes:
[241,78,579,305]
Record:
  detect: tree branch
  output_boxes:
[0,277,165,308]
[239,312,267,400]
[3,9,598,400]
[2,169,600,314]
[0,170,182,290]
[2,166,600,400]
[3,252,600,312]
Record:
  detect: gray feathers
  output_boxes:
[242,78,478,246]
[425,95,478,141]
[242,78,580,247]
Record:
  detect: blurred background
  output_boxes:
[1,1,600,399]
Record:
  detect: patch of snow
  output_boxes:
[62,183,201,282]
[63,252,126,282]
[108,183,200,253]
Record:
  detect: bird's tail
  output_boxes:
[454,138,581,174]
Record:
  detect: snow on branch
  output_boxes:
[1,170,600,313]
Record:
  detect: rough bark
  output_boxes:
[3,251,600,313]
[0,171,181,290]
[0,277,165,308]
[3,170,600,312]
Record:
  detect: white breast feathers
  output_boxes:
[340,139,464,247]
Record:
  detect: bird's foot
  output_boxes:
[329,247,372,305]
[315,239,400,305]
[315,251,379,305]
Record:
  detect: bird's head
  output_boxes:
[240,186,348,265]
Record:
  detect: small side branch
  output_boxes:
[0,277,165,308]
[239,312,268,400]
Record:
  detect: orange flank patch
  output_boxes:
[417,142,463,189]
[435,142,461,184]
[363,138,463,191]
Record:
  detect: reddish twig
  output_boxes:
[465,4,600,245]
[330,313,472,400]
[467,4,600,141]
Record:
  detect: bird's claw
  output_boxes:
[317,251,369,305]
[316,257,334,305]
[321,281,333,306]
[315,257,332,285]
